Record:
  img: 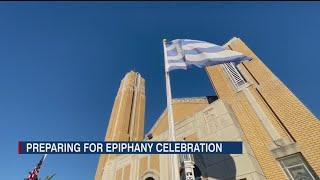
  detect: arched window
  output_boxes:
[141,170,159,180]
[145,177,155,180]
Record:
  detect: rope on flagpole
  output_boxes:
[163,39,181,180]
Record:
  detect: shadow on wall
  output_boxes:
[193,154,237,180]
[206,96,218,104]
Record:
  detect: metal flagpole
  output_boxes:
[43,154,47,161]
[26,154,48,180]
[162,39,180,180]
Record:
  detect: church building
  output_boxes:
[95,37,320,180]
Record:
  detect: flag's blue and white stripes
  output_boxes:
[165,39,251,71]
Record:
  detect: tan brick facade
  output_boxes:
[95,71,146,180]
[95,38,319,180]
[206,37,320,179]
[98,98,268,180]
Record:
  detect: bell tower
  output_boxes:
[206,37,319,179]
[95,71,146,180]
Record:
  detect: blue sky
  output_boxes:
[1,2,319,179]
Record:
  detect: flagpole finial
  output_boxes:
[163,39,167,43]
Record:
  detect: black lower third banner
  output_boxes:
[18,141,243,154]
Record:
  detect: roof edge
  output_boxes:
[145,96,217,137]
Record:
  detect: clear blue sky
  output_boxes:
[1,2,319,179]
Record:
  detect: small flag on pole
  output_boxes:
[26,154,47,180]
[164,39,251,71]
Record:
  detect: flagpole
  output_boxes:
[26,154,48,180]
[163,39,180,180]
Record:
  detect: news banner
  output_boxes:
[18,141,242,154]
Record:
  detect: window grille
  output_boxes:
[278,154,317,180]
[222,62,247,91]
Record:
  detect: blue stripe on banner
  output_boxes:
[167,49,179,56]
[165,39,252,72]
[166,40,225,56]
[18,141,243,154]
[167,60,187,70]
[185,55,251,68]
[182,39,206,45]
[184,46,225,55]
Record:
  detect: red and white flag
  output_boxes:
[26,154,47,180]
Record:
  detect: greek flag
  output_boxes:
[165,39,251,71]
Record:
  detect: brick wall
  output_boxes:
[206,37,320,179]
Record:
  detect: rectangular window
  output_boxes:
[278,154,317,180]
[222,62,247,91]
